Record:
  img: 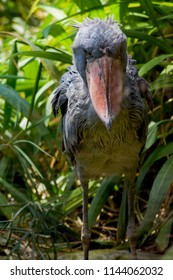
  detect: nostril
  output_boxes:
[100,47,112,56]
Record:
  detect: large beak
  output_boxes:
[86,56,124,129]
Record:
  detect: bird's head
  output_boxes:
[72,17,127,129]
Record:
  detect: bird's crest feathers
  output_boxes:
[72,16,121,30]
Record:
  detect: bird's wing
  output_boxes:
[52,67,75,116]
[126,57,150,146]
[51,67,74,157]
[136,76,153,111]
[127,56,153,111]
[52,66,87,163]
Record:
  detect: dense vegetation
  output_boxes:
[0,0,173,259]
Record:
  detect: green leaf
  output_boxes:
[0,84,33,117]
[0,192,14,219]
[123,29,173,53]
[155,212,173,252]
[150,75,173,91]
[14,140,52,158]
[26,62,42,128]
[88,176,120,228]
[0,157,9,177]
[0,177,29,203]
[6,41,18,88]
[0,84,48,136]
[139,0,162,34]
[136,142,173,192]
[13,145,43,179]
[74,0,102,11]
[42,24,65,38]
[1,33,61,80]
[0,75,29,80]
[63,187,82,214]
[38,4,67,20]
[11,50,72,64]
[162,245,173,260]
[139,54,173,76]
[64,181,97,215]
[138,155,173,238]
[4,41,19,130]
[144,120,173,151]
[144,121,158,150]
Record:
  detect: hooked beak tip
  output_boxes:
[105,118,113,130]
[87,55,123,128]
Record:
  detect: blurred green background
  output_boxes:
[0,0,173,259]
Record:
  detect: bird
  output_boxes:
[52,17,152,260]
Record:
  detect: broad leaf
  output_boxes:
[138,155,173,238]
[89,176,120,228]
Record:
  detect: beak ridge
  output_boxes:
[86,55,123,128]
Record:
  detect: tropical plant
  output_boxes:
[0,0,173,259]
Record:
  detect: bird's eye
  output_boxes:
[86,51,93,60]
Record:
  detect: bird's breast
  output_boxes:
[74,112,142,179]
[62,80,146,179]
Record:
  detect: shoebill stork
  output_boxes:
[52,17,152,259]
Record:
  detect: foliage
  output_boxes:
[0,0,173,259]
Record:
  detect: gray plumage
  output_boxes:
[52,17,152,259]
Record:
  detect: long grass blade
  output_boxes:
[139,54,173,76]
[13,145,43,179]
[138,155,173,238]
[137,142,173,192]
[10,50,72,64]
[0,177,29,203]
[88,176,120,228]
[0,84,48,136]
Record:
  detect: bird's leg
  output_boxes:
[126,179,137,259]
[81,182,91,260]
